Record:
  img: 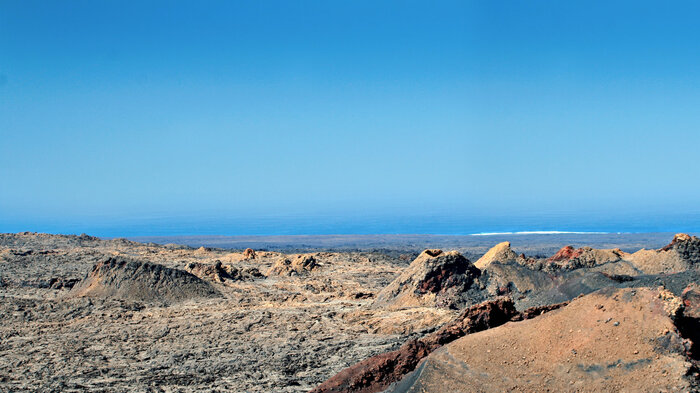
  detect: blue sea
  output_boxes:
[3,210,699,238]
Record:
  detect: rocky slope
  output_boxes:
[384,287,699,392]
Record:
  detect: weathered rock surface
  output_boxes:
[0,233,414,392]
[473,241,518,269]
[627,233,700,274]
[186,261,263,282]
[70,257,222,304]
[385,287,699,393]
[268,254,320,276]
[373,250,483,309]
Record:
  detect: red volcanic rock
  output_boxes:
[311,298,520,393]
[548,245,584,262]
[544,246,624,272]
[516,301,568,321]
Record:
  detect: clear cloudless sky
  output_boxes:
[1,1,700,236]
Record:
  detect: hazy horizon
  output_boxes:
[2,1,699,235]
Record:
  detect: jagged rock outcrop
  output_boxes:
[187,261,231,282]
[243,248,256,259]
[679,283,700,363]
[373,250,483,309]
[70,257,221,304]
[384,287,699,393]
[267,254,319,276]
[627,233,700,274]
[474,242,518,269]
[186,261,262,282]
[544,245,624,271]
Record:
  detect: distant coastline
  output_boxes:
[470,231,613,236]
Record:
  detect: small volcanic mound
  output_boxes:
[267,254,319,276]
[373,249,483,309]
[474,242,518,269]
[69,257,221,304]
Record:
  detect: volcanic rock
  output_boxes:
[186,261,231,282]
[373,250,482,309]
[627,233,700,274]
[70,257,221,304]
[267,254,319,276]
[186,261,263,283]
[544,245,624,271]
[311,298,520,393]
[474,242,518,269]
[243,248,256,259]
[385,287,698,392]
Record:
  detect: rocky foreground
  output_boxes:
[0,232,699,392]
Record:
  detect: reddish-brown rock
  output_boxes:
[243,248,256,259]
[311,298,519,393]
[548,245,585,262]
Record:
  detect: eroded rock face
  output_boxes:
[70,257,221,304]
[679,283,700,363]
[373,250,482,309]
[386,288,699,393]
[267,254,319,276]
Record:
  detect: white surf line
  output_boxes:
[470,231,612,236]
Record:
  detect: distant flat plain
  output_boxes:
[125,232,693,259]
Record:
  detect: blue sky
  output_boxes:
[1,1,700,236]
